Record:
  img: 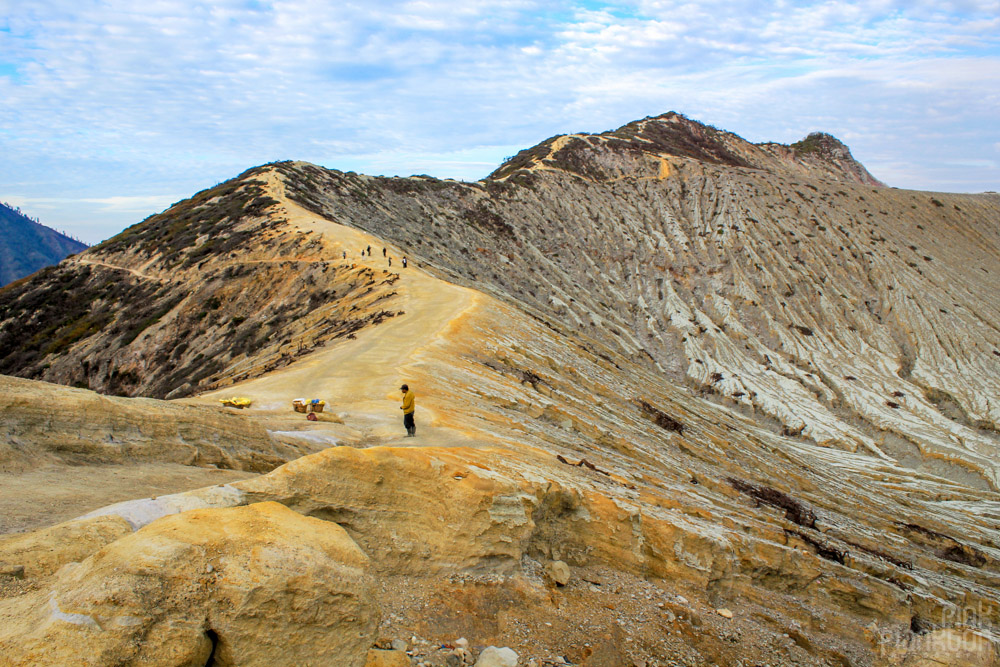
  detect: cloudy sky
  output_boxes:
[1,1,998,244]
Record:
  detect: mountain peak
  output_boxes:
[490,113,883,186]
[791,131,847,154]
[785,130,884,186]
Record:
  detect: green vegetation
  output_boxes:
[0,265,160,374]
[791,132,839,155]
[118,294,187,345]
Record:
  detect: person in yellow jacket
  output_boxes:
[400,384,416,437]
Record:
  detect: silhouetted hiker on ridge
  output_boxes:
[402,257,407,268]
[400,384,415,437]
[383,247,386,257]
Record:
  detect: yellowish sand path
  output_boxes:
[195,170,488,449]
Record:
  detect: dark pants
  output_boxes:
[403,411,415,436]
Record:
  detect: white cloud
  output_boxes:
[1,0,998,242]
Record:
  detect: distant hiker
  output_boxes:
[402,257,407,268]
[383,247,387,257]
[388,257,392,267]
[342,251,346,259]
[367,245,371,256]
[400,384,415,436]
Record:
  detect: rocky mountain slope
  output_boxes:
[1,113,999,666]
[0,202,88,286]
[277,113,1000,491]
[0,170,404,398]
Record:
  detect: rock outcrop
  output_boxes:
[874,627,999,666]
[0,502,377,667]
[0,514,132,579]
[0,375,298,473]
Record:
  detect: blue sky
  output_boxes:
[1,0,998,244]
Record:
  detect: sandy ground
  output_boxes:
[0,463,252,535]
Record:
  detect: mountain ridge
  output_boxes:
[490,112,884,186]
[1,113,1000,665]
[0,202,88,287]
[1,115,997,488]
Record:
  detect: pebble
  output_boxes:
[675,595,689,605]
[474,646,518,667]
[445,648,474,666]
[455,637,469,649]
[717,608,734,619]
[547,560,571,586]
[391,638,407,651]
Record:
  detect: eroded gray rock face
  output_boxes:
[275,113,1000,489]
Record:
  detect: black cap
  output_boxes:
[400,384,408,391]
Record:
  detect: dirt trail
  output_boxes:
[76,258,164,281]
[194,171,488,449]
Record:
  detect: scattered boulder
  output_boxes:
[446,648,475,666]
[0,502,378,667]
[577,623,630,666]
[475,646,519,667]
[547,559,571,586]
